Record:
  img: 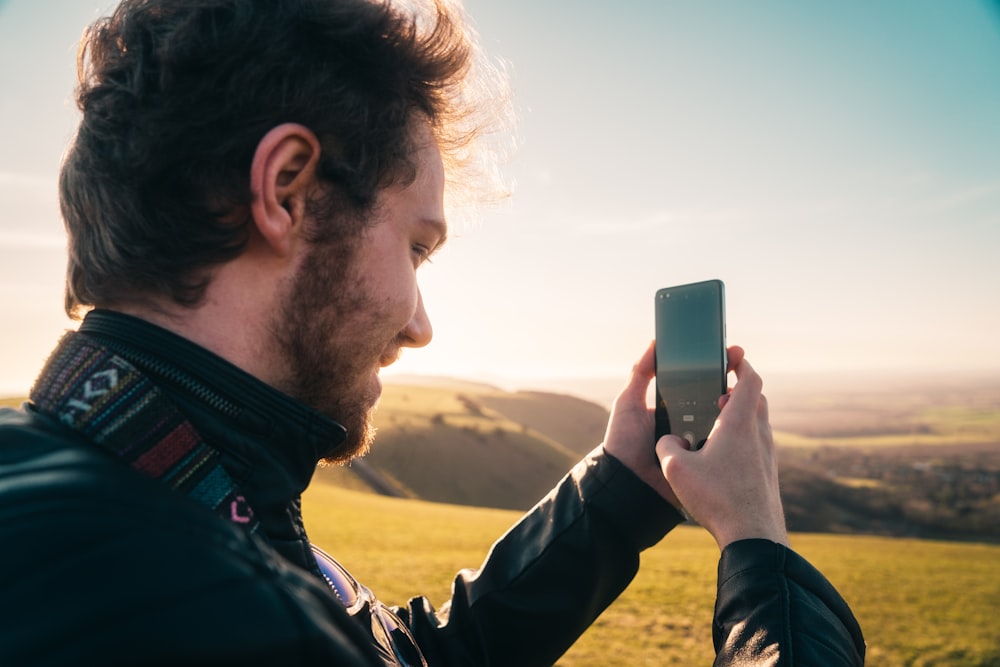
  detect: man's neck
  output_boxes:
[105,276,279,391]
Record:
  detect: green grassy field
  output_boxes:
[303,481,1000,667]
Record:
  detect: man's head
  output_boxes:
[60,0,506,317]
[59,0,510,459]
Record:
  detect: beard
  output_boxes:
[271,232,388,464]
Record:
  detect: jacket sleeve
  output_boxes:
[713,539,866,666]
[401,446,685,667]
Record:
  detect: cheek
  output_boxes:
[372,266,420,326]
[373,289,418,334]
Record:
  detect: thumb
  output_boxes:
[655,435,694,514]
[655,434,691,464]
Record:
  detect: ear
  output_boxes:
[249,123,322,256]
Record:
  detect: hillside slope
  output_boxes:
[315,383,605,510]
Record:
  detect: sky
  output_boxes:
[1,1,998,402]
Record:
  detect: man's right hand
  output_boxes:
[655,353,789,551]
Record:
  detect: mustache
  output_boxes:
[379,333,410,368]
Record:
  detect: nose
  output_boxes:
[401,289,433,348]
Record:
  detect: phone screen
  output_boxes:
[654,280,727,449]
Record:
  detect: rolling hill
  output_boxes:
[316,379,1000,542]
[314,383,603,510]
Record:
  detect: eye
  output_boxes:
[412,244,434,266]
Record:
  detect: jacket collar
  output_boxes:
[76,309,347,512]
[29,330,263,533]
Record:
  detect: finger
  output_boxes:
[615,341,656,406]
[636,339,656,378]
[658,433,691,452]
[726,345,745,373]
[720,357,763,422]
[757,392,770,424]
[655,434,691,465]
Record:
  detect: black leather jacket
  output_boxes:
[0,311,864,665]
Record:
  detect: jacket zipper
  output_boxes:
[89,336,243,418]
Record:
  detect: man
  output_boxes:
[0,0,865,665]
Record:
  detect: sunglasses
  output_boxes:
[312,544,429,667]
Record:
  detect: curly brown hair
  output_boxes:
[60,0,509,317]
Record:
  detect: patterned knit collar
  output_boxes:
[30,331,261,533]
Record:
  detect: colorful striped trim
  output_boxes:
[30,332,259,533]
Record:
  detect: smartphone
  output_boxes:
[654,280,727,449]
